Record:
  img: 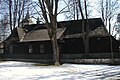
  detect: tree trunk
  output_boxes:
[78,0,89,54]
[109,18,113,60]
[38,0,60,65]
[51,16,60,66]
[78,0,86,53]
[51,36,60,66]
[85,33,89,54]
[84,0,89,54]
[9,0,12,33]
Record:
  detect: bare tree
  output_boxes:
[0,14,9,41]
[64,0,79,20]
[97,0,120,60]
[38,0,60,65]
[63,0,92,53]
[8,0,32,32]
[97,0,119,34]
[64,0,92,20]
[0,0,10,40]
[113,13,120,40]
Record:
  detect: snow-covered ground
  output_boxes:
[0,61,120,80]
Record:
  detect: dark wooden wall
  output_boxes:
[4,36,119,55]
[60,38,85,54]
[61,36,119,54]
[89,36,119,53]
[4,41,53,54]
[3,36,119,61]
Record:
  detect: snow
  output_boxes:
[0,61,120,80]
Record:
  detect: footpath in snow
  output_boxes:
[0,61,120,80]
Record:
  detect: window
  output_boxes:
[29,44,33,53]
[10,45,13,53]
[40,44,44,53]
[0,49,4,54]
[97,37,101,40]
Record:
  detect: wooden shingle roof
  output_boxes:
[64,26,109,38]
[5,18,110,43]
[17,28,66,42]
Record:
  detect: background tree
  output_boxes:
[0,14,9,41]
[113,13,120,40]
[64,0,92,20]
[0,0,38,40]
[97,0,119,34]
[9,0,12,32]
[8,0,32,32]
[63,0,79,20]
[96,0,120,60]
[0,0,10,41]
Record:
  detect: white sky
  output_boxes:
[31,0,105,21]
[57,0,101,21]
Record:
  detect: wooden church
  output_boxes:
[1,11,120,63]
